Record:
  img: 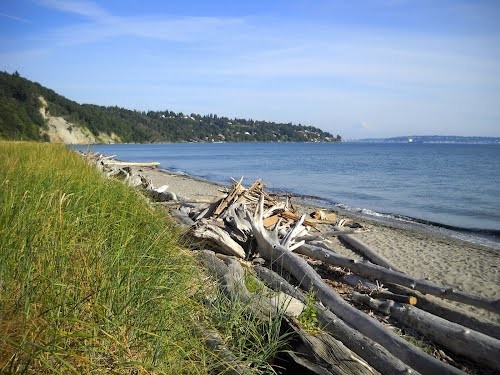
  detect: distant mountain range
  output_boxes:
[354,135,500,144]
[0,71,339,144]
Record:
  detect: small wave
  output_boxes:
[158,168,187,176]
[332,203,500,249]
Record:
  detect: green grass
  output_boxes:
[297,291,320,334]
[208,277,291,373]
[0,142,211,373]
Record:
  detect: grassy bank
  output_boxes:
[0,142,214,372]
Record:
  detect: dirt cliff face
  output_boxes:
[38,96,121,144]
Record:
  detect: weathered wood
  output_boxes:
[342,274,380,290]
[288,327,378,375]
[104,161,160,167]
[255,266,416,375]
[334,227,402,272]
[299,229,364,242]
[262,214,280,229]
[373,291,417,305]
[198,250,276,319]
[310,210,337,222]
[194,224,246,258]
[193,200,221,221]
[248,195,463,375]
[145,184,178,202]
[342,274,417,304]
[235,179,264,204]
[168,206,195,228]
[280,210,318,229]
[352,292,500,372]
[195,325,251,375]
[213,177,244,216]
[297,243,500,314]
[344,269,500,340]
[159,199,218,205]
[389,284,500,341]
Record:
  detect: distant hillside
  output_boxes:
[355,135,500,144]
[0,71,339,144]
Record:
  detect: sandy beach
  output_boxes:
[132,165,500,324]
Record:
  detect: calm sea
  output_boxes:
[73,143,500,249]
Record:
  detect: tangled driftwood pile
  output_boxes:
[81,151,500,375]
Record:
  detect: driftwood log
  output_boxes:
[352,292,500,372]
[392,286,500,340]
[333,228,402,272]
[194,224,246,258]
[103,161,160,167]
[297,243,500,314]
[345,274,500,340]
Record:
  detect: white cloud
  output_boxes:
[36,0,108,19]
[0,12,31,23]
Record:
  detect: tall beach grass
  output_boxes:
[0,142,211,373]
[0,142,293,374]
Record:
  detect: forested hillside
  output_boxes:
[0,71,340,143]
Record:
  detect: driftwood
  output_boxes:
[342,274,380,291]
[159,199,219,205]
[247,195,464,375]
[197,326,252,375]
[297,243,500,314]
[372,291,417,305]
[168,206,195,228]
[389,284,500,341]
[103,161,160,167]
[334,227,402,272]
[194,223,246,258]
[341,274,417,305]
[288,328,378,375]
[144,184,177,202]
[255,266,415,375]
[198,250,375,375]
[298,229,367,242]
[343,273,500,340]
[352,292,500,372]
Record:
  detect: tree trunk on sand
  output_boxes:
[247,195,464,375]
[296,243,499,314]
[103,161,160,167]
[352,292,500,372]
[342,273,500,340]
[333,229,402,272]
[387,284,500,340]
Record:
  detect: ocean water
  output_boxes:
[73,142,500,248]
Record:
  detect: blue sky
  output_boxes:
[1,0,499,138]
